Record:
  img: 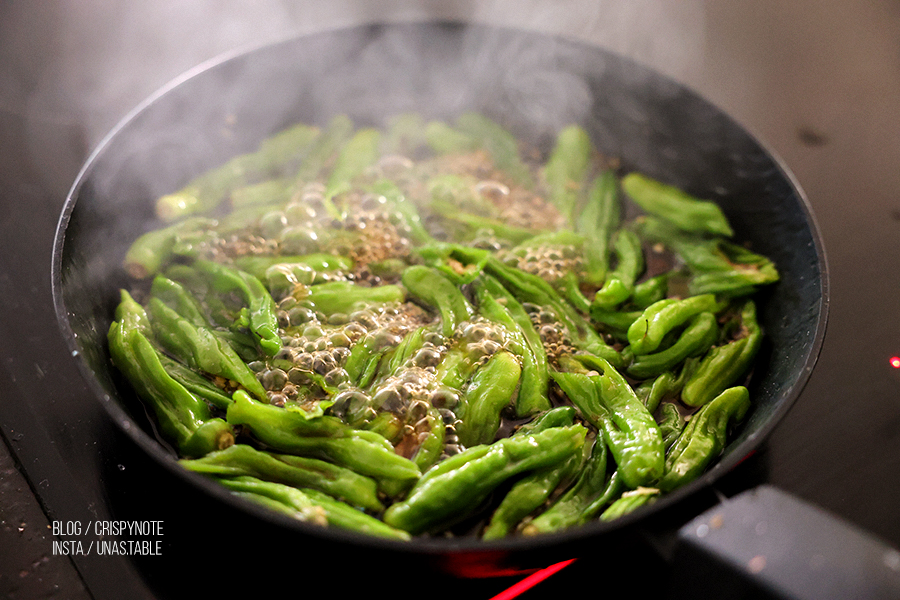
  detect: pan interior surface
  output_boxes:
[53,21,827,573]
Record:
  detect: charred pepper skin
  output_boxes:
[383,425,587,535]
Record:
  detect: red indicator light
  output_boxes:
[489,559,577,600]
[891,357,900,369]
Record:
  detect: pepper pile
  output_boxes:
[109,113,779,540]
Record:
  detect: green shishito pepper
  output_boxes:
[626,311,719,380]
[521,434,616,535]
[474,277,551,417]
[108,291,234,457]
[447,245,622,366]
[146,297,268,401]
[621,172,734,237]
[657,401,686,451]
[155,122,322,222]
[214,475,411,540]
[634,216,779,297]
[578,170,621,286]
[633,358,698,414]
[303,281,405,316]
[456,350,522,448]
[383,424,587,535]
[216,476,327,526]
[681,300,763,408]
[591,228,645,310]
[325,127,382,211]
[657,386,750,492]
[109,116,782,539]
[123,217,217,280]
[626,293,725,355]
[423,120,480,155]
[551,359,664,489]
[401,265,474,338]
[599,487,660,521]
[454,112,534,188]
[631,274,669,310]
[482,407,580,539]
[189,260,282,357]
[543,124,593,226]
[225,391,420,496]
[232,253,354,281]
[179,443,384,511]
[149,275,210,328]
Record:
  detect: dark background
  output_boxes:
[1,2,898,598]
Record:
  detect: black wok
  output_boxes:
[52,22,827,597]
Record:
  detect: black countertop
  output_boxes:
[1,2,899,599]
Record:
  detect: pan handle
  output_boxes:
[666,485,900,599]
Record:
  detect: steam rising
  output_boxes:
[48,1,708,340]
[18,1,706,153]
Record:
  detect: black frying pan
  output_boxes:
[52,22,827,597]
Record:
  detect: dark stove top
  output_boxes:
[2,4,899,599]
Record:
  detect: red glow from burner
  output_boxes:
[891,356,900,369]
[489,559,577,600]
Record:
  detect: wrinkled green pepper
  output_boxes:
[179,443,384,511]
[226,391,420,495]
[383,425,587,535]
[108,291,234,457]
[401,265,474,338]
[622,172,733,237]
[456,350,522,448]
[627,293,725,355]
[551,359,664,488]
[627,311,719,379]
[681,300,762,408]
[146,297,267,401]
[657,386,750,492]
